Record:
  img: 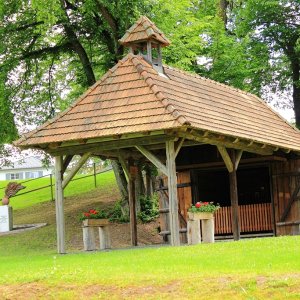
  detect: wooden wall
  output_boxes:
[271,159,300,235]
[177,171,192,220]
[157,159,300,238]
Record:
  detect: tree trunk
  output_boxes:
[60,0,96,86]
[59,1,129,201]
[292,61,300,128]
[111,160,129,215]
[145,168,152,197]
[135,165,145,212]
[218,0,229,29]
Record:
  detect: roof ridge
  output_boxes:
[119,16,170,46]
[14,56,132,146]
[163,64,254,97]
[131,55,190,126]
[164,64,298,133]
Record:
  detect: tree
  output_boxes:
[0,0,150,197]
[235,0,300,125]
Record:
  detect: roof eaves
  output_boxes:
[131,56,190,127]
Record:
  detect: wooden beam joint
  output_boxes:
[217,146,234,173]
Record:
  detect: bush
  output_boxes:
[109,199,130,223]
[137,193,159,223]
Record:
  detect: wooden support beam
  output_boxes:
[54,156,66,254]
[217,146,234,173]
[128,160,138,246]
[62,155,73,175]
[282,148,291,154]
[166,140,180,246]
[175,138,185,158]
[229,150,240,241]
[48,135,174,156]
[147,41,152,63]
[118,155,129,181]
[168,130,274,156]
[235,150,243,170]
[135,145,168,176]
[62,153,91,189]
[280,184,300,222]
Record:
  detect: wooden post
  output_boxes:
[229,150,240,241]
[93,163,97,188]
[128,159,138,246]
[50,174,54,201]
[202,219,215,243]
[187,220,201,245]
[99,227,111,250]
[55,156,66,254]
[166,141,180,246]
[147,41,152,63]
[83,227,96,251]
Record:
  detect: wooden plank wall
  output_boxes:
[271,159,300,235]
[157,173,191,243]
[214,203,272,234]
[177,171,192,220]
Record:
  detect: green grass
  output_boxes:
[0,170,116,209]
[0,236,300,299]
[1,170,300,298]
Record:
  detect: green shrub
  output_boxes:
[138,193,159,223]
[109,199,130,223]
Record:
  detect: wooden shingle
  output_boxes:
[119,16,170,47]
[15,53,300,153]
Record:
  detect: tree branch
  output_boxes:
[21,42,72,60]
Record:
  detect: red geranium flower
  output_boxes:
[203,202,209,205]
[195,202,201,208]
[84,212,90,217]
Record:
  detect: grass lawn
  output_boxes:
[0,236,299,299]
[0,170,116,209]
[0,170,299,299]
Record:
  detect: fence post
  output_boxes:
[93,163,97,188]
[50,174,54,201]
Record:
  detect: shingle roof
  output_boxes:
[119,16,170,47]
[0,156,45,170]
[15,53,300,152]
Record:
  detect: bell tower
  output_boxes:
[119,16,170,73]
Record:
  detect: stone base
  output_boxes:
[0,205,13,232]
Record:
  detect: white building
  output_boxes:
[0,156,53,181]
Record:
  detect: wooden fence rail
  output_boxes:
[214,203,272,234]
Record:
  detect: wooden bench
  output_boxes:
[82,219,111,251]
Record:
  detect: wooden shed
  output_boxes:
[15,16,300,253]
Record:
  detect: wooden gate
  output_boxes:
[214,203,273,234]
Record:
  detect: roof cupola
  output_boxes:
[119,16,170,73]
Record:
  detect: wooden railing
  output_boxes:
[214,203,273,234]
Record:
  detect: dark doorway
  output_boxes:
[191,166,273,235]
[191,166,271,206]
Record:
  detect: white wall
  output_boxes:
[0,167,53,181]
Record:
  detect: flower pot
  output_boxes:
[188,212,214,221]
[82,219,110,227]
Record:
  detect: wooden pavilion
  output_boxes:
[15,16,300,253]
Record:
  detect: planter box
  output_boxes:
[188,212,214,221]
[82,219,110,227]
